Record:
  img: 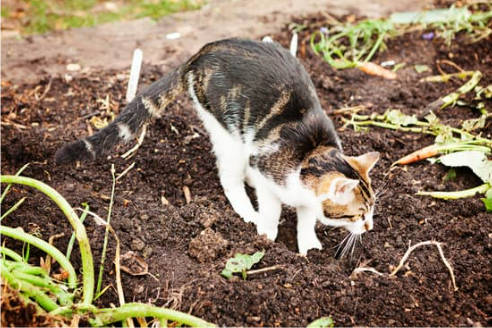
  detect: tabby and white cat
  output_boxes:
[56,38,379,255]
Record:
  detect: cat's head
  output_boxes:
[302,149,380,234]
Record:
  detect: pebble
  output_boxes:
[143,246,153,258]
[131,238,145,251]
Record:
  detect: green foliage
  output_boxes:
[311,4,492,70]
[436,151,492,183]
[307,317,335,328]
[482,189,492,212]
[4,0,202,35]
[444,168,457,182]
[310,18,395,69]
[221,250,265,279]
[0,172,215,327]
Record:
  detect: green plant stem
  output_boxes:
[0,163,29,204]
[343,116,492,146]
[0,175,94,306]
[420,71,476,82]
[436,142,491,154]
[1,262,59,312]
[364,32,385,63]
[1,197,26,220]
[66,203,89,261]
[8,262,47,276]
[96,164,116,297]
[417,183,491,199]
[425,71,482,112]
[1,246,24,262]
[0,225,77,289]
[13,271,73,305]
[92,303,217,328]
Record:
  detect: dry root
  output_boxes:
[352,240,458,291]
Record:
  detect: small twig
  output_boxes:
[246,265,284,275]
[0,119,29,130]
[116,162,136,181]
[436,59,465,74]
[35,78,53,101]
[121,124,147,159]
[390,240,458,291]
[351,267,384,278]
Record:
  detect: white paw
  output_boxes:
[257,226,278,241]
[298,237,322,256]
[241,211,259,225]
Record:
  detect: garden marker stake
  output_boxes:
[126,48,143,103]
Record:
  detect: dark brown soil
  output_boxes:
[1,13,491,327]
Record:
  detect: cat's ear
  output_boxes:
[318,177,359,204]
[353,151,380,174]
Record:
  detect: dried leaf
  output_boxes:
[120,251,148,276]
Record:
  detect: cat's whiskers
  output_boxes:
[334,232,352,256]
[375,180,390,199]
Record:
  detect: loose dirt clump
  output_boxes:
[1,13,491,327]
[189,227,229,263]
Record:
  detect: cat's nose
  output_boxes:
[364,221,373,231]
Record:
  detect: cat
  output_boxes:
[55,38,379,255]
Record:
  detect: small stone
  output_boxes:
[66,63,81,71]
[246,316,261,324]
[133,285,144,294]
[143,246,153,258]
[131,238,145,251]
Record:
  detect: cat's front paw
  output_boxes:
[257,226,278,241]
[298,237,322,256]
[241,211,259,225]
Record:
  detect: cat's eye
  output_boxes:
[350,215,361,222]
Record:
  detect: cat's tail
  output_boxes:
[55,66,185,164]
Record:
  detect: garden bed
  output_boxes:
[1,12,491,327]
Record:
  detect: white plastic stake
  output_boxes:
[126,48,143,103]
[290,32,298,57]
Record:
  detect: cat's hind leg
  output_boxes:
[215,144,259,224]
[187,73,258,224]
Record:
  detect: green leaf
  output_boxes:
[414,64,430,73]
[307,317,335,328]
[437,151,492,183]
[462,115,486,132]
[424,111,439,124]
[221,250,265,280]
[486,188,492,199]
[444,168,456,181]
[390,7,470,24]
[386,109,418,126]
[221,269,233,279]
[481,198,492,212]
[482,188,492,212]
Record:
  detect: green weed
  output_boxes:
[3,0,202,35]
